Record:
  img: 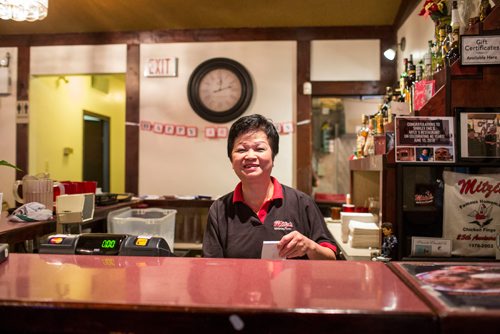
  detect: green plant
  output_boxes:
[0,160,22,171]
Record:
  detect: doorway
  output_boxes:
[83,111,110,192]
[312,96,383,196]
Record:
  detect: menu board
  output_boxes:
[397,263,500,310]
[395,116,455,163]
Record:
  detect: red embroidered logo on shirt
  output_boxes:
[273,220,293,231]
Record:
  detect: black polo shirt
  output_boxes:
[203,178,337,259]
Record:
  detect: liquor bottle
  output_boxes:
[480,0,492,22]
[447,0,460,63]
[399,58,410,104]
[424,40,433,80]
[375,104,384,135]
[435,26,446,72]
[407,54,416,84]
[356,115,369,158]
[381,86,392,118]
[363,116,375,157]
[416,61,423,82]
[399,58,408,94]
[441,25,452,63]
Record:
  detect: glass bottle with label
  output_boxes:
[480,0,492,22]
[363,116,375,157]
[356,115,369,158]
[424,40,434,80]
[447,0,460,63]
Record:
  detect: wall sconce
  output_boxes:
[0,52,11,95]
[383,37,406,61]
[383,48,396,61]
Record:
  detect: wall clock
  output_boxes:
[187,58,253,123]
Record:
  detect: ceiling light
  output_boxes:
[0,0,48,22]
[383,48,396,61]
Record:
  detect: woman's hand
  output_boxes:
[277,231,315,259]
[277,231,336,260]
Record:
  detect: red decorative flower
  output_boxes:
[419,0,448,22]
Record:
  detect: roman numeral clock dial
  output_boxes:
[188,58,253,123]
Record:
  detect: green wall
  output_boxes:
[29,74,125,193]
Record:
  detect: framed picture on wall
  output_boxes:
[456,107,500,161]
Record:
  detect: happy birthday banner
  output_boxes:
[140,120,295,139]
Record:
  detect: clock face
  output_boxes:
[198,68,243,112]
[188,58,253,123]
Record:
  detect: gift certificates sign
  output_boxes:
[461,35,500,65]
[395,116,455,163]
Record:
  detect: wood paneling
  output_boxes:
[125,44,140,195]
[296,41,312,194]
[15,46,29,180]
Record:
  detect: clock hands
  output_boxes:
[213,85,232,93]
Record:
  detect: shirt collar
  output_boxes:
[233,177,283,203]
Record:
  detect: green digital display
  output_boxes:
[101,239,117,249]
[75,234,127,255]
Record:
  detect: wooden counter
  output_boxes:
[0,211,54,245]
[0,254,436,333]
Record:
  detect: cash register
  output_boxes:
[39,233,173,257]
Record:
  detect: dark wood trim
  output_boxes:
[125,44,140,195]
[393,0,421,30]
[15,46,30,180]
[312,81,386,96]
[296,41,312,194]
[0,26,394,47]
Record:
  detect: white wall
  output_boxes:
[139,42,296,197]
[31,45,127,75]
[396,0,435,76]
[0,47,17,207]
[311,40,381,81]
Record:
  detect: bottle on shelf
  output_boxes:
[356,114,369,158]
[441,25,452,64]
[423,40,434,80]
[375,104,385,135]
[381,86,392,123]
[399,57,408,98]
[363,116,375,157]
[416,61,423,82]
[435,26,446,72]
[407,54,416,84]
[480,0,492,22]
[447,0,460,63]
[399,57,412,108]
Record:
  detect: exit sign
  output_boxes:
[144,57,178,77]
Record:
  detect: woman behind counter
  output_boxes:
[202,114,337,260]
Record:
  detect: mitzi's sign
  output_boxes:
[443,171,499,257]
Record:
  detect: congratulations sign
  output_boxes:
[395,116,455,163]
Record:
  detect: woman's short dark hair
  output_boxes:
[227,114,279,161]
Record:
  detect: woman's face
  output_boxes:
[231,130,273,182]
